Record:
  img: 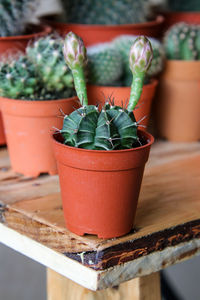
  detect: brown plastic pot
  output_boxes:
[0,24,51,58]
[52,130,154,239]
[1,96,78,177]
[155,60,200,142]
[0,112,6,145]
[87,79,158,128]
[45,16,164,46]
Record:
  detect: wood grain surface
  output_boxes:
[0,141,200,271]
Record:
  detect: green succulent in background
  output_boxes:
[26,35,74,98]
[0,0,38,37]
[87,43,123,86]
[0,35,76,101]
[61,32,153,150]
[113,35,165,86]
[61,0,154,25]
[0,55,39,99]
[167,0,200,12]
[164,22,200,60]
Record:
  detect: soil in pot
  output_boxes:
[52,130,154,239]
[1,96,78,177]
[44,16,164,46]
[155,60,200,142]
[87,79,158,129]
[0,24,51,59]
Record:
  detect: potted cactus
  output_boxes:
[87,35,165,128]
[0,0,51,58]
[0,35,78,177]
[0,0,51,145]
[45,0,164,46]
[52,32,154,239]
[155,22,200,142]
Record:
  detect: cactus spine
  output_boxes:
[0,0,38,37]
[61,32,153,150]
[164,22,200,60]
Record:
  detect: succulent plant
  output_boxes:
[0,36,75,101]
[87,43,123,86]
[61,0,153,25]
[167,0,200,12]
[0,55,39,99]
[164,22,200,60]
[113,35,165,86]
[0,0,38,37]
[61,32,153,150]
[26,35,74,97]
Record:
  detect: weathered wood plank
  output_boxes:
[1,223,200,290]
[1,153,200,270]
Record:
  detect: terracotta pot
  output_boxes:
[0,112,6,145]
[155,60,200,142]
[1,97,78,177]
[46,16,164,46]
[0,24,51,58]
[52,130,154,239]
[163,12,200,32]
[87,79,158,128]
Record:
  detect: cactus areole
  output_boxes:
[61,32,153,150]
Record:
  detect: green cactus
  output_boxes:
[61,32,153,150]
[0,0,38,37]
[164,22,200,61]
[0,37,76,101]
[113,35,165,86]
[26,35,74,98]
[168,0,200,12]
[61,0,151,25]
[87,43,123,86]
[0,55,39,99]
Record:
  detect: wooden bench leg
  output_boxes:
[47,268,161,300]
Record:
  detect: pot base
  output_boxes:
[66,222,133,239]
[13,167,58,178]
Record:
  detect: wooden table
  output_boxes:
[0,141,200,299]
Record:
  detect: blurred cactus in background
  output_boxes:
[167,0,200,12]
[0,35,75,100]
[26,35,74,98]
[0,55,39,99]
[87,43,123,86]
[164,22,200,60]
[60,0,157,25]
[0,0,38,37]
